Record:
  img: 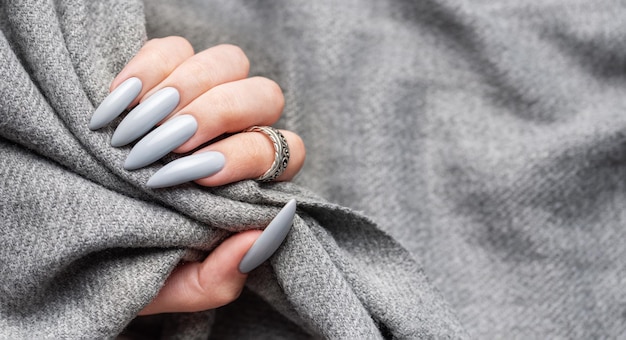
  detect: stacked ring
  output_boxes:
[243,126,290,182]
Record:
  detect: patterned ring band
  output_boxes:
[243,126,290,182]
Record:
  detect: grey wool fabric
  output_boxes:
[2,0,626,339]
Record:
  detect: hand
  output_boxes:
[90,37,304,314]
[91,36,305,186]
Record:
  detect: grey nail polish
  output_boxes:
[146,151,226,188]
[111,87,180,147]
[89,77,142,130]
[239,199,297,273]
[124,115,198,170]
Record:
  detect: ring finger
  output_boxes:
[145,129,306,188]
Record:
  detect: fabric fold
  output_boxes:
[7,0,626,339]
[0,0,465,338]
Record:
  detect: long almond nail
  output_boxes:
[111,87,180,147]
[239,199,296,273]
[146,151,226,188]
[124,115,198,170]
[89,77,142,130]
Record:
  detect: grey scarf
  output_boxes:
[2,0,626,339]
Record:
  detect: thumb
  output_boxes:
[139,199,296,315]
[139,230,261,315]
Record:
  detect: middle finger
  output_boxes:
[141,44,250,117]
[173,76,285,153]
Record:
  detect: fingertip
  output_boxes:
[238,200,296,273]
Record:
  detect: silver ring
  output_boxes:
[244,126,290,182]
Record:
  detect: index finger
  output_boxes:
[111,36,194,107]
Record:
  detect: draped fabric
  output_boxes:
[2,0,625,338]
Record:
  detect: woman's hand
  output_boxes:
[90,36,304,314]
[91,36,305,186]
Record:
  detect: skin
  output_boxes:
[110,36,305,314]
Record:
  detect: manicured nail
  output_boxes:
[89,77,142,130]
[146,151,226,188]
[111,87,180,147]
[124,115,198,170]
[239,199,296,274]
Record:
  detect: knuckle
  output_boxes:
[141,37,161,50]
[194,266,243,308]
[218,44,250,75]
[141,37,194,78]
[211,86,241,119]
[213,285,244,307]
[186,58,220,88]
[248,77,284,122]
[163,36,194,55]
[262,78,285,115]
[147,48,174,79]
